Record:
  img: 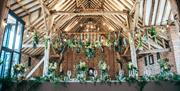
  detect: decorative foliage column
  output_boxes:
[43,35,50,76]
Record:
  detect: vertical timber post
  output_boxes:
[39,0,50,76]
[170,0,180,32]
[128,0,140,68]
[168,26,180,74]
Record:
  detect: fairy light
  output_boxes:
[2,20,7,27]
[80,24,83,27]
[26,31,30,37]
[103,23,106,26]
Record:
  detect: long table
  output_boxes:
[1,81,180,91]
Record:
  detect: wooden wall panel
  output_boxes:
[62,47,119,79]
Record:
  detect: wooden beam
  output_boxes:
[39,0,50,77]
[170,0,180,32]
[142,0,147,26]
[51,10,128,15]
[148,0,155,25]
[154,0,161,25]
[22,44,45,48]
[54,15,76,29]
[138,48,170,54]
[128,0,140,68]
[26,56,44,79]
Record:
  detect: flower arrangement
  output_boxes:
[157,58,174,80]
[76,61,88,82]
[76,61,88,72]
[127,62,138,78]
[14,64,26,74]
[98,60,107,71]
[48,62,57,73]
[13,63,26,79]
[116,70,126,83]
[158,58,171,71]
[98,60,111,82]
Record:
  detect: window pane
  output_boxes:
[14,22,23,52]
[144,56,148,66]
[0,51,12,77]
[0,51,5,76]
[8,25,16,49]
[11,53,20,77]
[2,14,16,49]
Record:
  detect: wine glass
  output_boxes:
[67,70,71,80]
[94,70,98,78]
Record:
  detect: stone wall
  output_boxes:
[137,51,176,76]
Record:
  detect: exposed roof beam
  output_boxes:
[148,0,155,25]
[51,10,128,15]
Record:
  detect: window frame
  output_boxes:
[0,10,25,77]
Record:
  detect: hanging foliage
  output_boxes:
[85,48,95,59]
[44,37,50,49]
[148,27,157,38]
[94,40,102,48]
[66,39,74,48]
[137,33,143,50]
[114,36,123,52]
[105,33,112,47]
[52,37,60,49]
[85,41,91,48]
[32,31,39,48]
[76,40,83,53]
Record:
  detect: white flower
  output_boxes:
[102,63,107,70]
[128,62,133,69]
